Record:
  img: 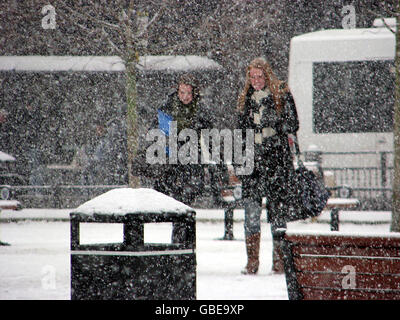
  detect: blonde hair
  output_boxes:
[237,57,288,113]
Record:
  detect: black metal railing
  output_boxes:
[310,151,394,210]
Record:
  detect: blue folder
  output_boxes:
[157,109,173,156]
[158,110,173,136]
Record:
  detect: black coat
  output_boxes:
[237,88,299,222]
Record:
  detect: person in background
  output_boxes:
[80,121,107,185]
[79,116,128,186]
[236,57,299,274]
[13,103,45,185]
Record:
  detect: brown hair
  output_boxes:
[179,73,198,88]
[237,57,288,114]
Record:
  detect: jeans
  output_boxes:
[244,197,287,237]
[244,199,262,236]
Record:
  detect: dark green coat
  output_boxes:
[142,90,211,205]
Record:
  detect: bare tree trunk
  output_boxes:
[126,56,140,188]
[391,14,400,232]
[124,1,141,188]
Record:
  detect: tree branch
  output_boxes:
[381,17,397,34]
[59,0,122,32]
[101,27,125,56]
[118,8,131,29]
[365,8,397,34]
[128,0,135,22]
[382,1,400,18]
[136,4,166,39]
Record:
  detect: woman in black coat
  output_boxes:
[237,57,299,274]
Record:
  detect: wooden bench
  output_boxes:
[219,196,359,239]
[218,164,360,238]
[323,198,359,231]
[0,200,22,210]
[0,200,21,245]
[278,229,400,300]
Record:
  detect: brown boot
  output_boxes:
[271,240,284,273]
[241,232,261,275]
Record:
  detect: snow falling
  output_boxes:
[0,207,394,300]
[1,0,400,303]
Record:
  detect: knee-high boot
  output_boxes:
[242,232,261,275]
[270,204,287,274]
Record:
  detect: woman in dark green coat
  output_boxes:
[152,73,210,206]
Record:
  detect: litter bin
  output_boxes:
[70,188,196,300]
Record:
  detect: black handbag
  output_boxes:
[284,134,330,222]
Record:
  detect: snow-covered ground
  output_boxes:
[0,207,394,300]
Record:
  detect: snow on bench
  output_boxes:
[0,200,22,210]
[325,198,360,231]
